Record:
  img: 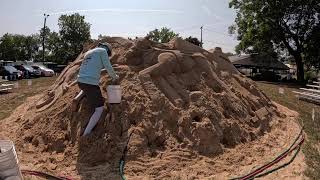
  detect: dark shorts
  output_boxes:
[78,82,104,108]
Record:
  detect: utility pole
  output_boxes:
[200,26,203,48]
[42,14,49,62]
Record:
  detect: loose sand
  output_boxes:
[0,37,306,179]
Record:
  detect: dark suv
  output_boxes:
[0,66,19,81]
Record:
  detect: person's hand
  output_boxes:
[111,79,119,85]
[111,75,120,85]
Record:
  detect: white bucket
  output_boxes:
[107,85,122,104]
[0,140,23,180]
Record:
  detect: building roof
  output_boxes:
[229,54,290,70]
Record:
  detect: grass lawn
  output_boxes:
[256,81,320,179]
[0,76,57,120]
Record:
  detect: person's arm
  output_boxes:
[100,50,119,80]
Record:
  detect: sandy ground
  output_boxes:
[0,97,307,180]
[122,103,306,180]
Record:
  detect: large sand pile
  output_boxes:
[1,37,304,179]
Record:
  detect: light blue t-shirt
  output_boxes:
[78,47,118,86]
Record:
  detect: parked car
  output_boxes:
[32,65,54,77]
[0,60,14,67]
[30,65,42,77]
[43,62,67,73]
[0,66,19,81]
[14,65,40,78]
[54,65,67,73]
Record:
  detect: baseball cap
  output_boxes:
[98,42,112,56]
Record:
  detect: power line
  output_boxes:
[174,25,198,31]
[42,14,49,62]
[203,28,231,37]
[207,41,236,51]
[173,25,201,34]
[206,40,236,47]
[200,26,203,48]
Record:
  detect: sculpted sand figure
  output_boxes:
[0,37,293,179]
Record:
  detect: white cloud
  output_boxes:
[47,8,183,16]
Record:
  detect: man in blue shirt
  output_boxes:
[72,42,119,136]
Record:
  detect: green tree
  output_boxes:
[185,36,202,46]
[304,25,320,71]
[147,27,179,43]
[229,0,320,82]
[25,34,40,61]
[39,26,50,42]
[98,34,109,40]
[225,52,235,57]
[0,34,17,61]
[37,26,51,62]
[38,26,68,63]
[46,32,66,64]
[58,13,91,62]
[0,34,39,61]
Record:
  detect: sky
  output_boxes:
[0,0,238,52]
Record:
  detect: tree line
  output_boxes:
[0,13,91,64]
[146,27,202,46]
